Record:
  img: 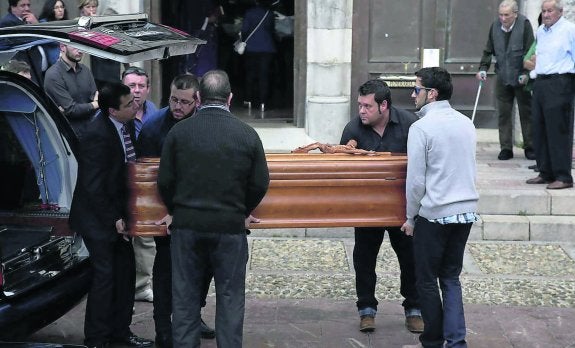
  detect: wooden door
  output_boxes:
[352,0,501,127]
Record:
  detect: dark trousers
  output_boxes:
[413,218,471,348]
[244,52,274,106]
[354,227,419,312]
[171,229,248,348]
[495,78,533,150]
[82,235,136,346]
[532,75,575,183]
[152,235,213,336]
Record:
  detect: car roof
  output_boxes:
[0,13,205,65]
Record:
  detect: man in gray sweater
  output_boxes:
[401,67,479,348]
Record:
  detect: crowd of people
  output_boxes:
[1,0,574,348]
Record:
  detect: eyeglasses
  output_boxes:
[122,66,148,79]
[413,86,433,95]
[169,96,194,106]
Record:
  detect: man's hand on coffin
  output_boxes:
[156,214,173,235]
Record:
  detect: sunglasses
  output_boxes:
[413,86,433,95]
[122,66,148,79]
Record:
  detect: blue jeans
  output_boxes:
[413,217,471,348]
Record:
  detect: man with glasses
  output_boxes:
[476,0,535,161]
[122,66,158,304]
[401,67,478,348]
[137,74,216,348]
[339,79,422,334]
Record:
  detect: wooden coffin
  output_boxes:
[127,153,407,237]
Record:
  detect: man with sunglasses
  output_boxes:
[122,66,158,304]
[401,67,479,348]
[340,79,422,334]
[137,74,216,348]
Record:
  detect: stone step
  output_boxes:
[476,214,575,242]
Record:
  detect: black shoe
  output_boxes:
[155,333,173,348]
[528,164,539,172]
[111,333,153,347]
[201,318,216,339]
[524,147,536,160]
[498,149,513,160]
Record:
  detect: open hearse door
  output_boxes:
[0,13,204,341]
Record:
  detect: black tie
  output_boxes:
[122,124,136,162]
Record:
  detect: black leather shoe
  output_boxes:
[111,334,153,347]
[201,318,216,339]
[155,333,173,348]
[524,147,536,160]
[498,149,513,160]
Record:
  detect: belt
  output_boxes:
[537,73,575,80]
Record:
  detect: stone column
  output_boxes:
[305,0,353,144]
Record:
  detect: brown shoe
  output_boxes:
[405,315,424,333]
[359,315,375,332]
[546,180,573,189]
[526,176,551,184]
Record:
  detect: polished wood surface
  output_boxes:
[127,153,407,236]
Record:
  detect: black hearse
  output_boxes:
[0,14,203,341]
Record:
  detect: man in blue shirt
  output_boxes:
[526,0,575,190]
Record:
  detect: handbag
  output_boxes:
[274,11,294,40]
[233,10,270,55]
[233,39,247,55]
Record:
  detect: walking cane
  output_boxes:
[471,80,483,124]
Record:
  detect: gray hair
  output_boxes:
[500,0,519,13]
[543,0,564,11]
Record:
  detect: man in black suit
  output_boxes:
[69,82,153,348]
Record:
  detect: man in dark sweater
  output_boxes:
[137,74,215,348]
[340,79,422,334]
[157,70,269,347]
[476,0,535,161]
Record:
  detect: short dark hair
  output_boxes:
[358,79,392,108]
[171,73,199,92]
[8,0,20,13]
[39,0,69,21]
[199,70,231,105]
[414,67,453,101]
[99,82,131,116]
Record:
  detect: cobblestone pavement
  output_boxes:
[28,237,575,348]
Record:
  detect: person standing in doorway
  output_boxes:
[476,0,535,161]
